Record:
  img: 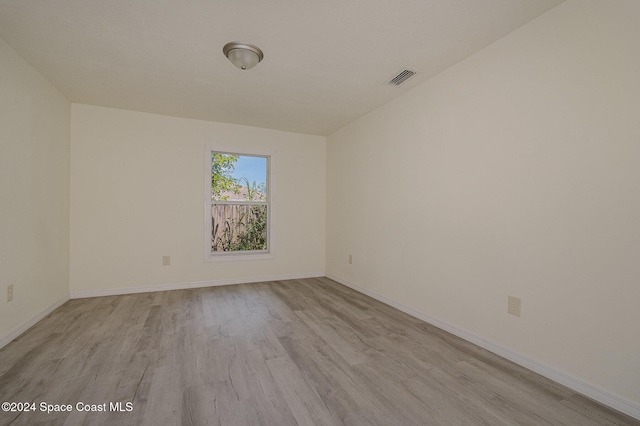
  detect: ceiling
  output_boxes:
[0,0,564,136]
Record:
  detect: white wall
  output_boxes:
[0,38,70,339]
[70,104,325,294]
[327,0,640,408]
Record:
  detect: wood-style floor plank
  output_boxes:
[0,278,637,425]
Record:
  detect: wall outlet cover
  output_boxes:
[508,295,521,317]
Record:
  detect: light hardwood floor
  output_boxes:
[0,277,637,425]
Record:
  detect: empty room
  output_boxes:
[1,0,639,424]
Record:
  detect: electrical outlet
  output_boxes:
[162,256,171,266]
[508,296,521,317]
[348,254,352,265]
[7,285,13,302]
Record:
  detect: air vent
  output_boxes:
[387,69,417,86]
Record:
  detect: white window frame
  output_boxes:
[204,145,275,262]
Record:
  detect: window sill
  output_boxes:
[205,251,274,262]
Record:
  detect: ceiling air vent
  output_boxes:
[387,69,417,86]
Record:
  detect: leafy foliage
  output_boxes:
[238,177,266,202]
[211,153,239,200]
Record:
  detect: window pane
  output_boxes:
[210,151,269,254]
[212,204,267,252]
[212,153,267,201]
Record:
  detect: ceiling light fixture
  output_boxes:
[223,42,264,70]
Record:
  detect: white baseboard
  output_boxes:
[0,295,70,350]
[325,274,640,421]
[70,272,324,299]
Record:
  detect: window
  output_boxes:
[204,147,272,261]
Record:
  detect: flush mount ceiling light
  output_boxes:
[223,42,264,70]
